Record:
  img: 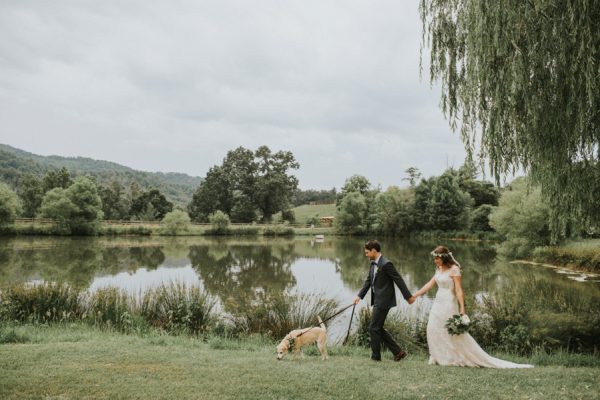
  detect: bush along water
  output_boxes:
[2,282,598,356]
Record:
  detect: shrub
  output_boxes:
[208,211,230,234]
[161,210,192,235]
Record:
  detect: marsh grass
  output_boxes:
[471,276,600,354]
[350,306,429,354]
[0,282,81,323]
[533,242,600,272]
[228,292,339,339]
[139,282,217,334]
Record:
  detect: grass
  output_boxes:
[272,203,336,225]
[0,324,598,400]
[532,239,600,273]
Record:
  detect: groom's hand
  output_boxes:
[407,296,416,305]
[353,296,361,305]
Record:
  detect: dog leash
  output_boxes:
[296,302,355,338]
[342,303,356,346]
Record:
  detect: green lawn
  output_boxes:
[277,203,336,224]
[1,324,598,400]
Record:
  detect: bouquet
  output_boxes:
[445,314,471,335]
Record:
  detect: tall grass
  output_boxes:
[533,244,600,272]
[350,307,429,353]
[139,283,217,334]
[0,283,81,323]
[1,282,218,335]
[228,292,339,339]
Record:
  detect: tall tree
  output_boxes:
[42,167,72,192]
[420,0,600,242]
[253,146,299,222]
[0,182,22,225]
[40,176,103,234]
[335,175,379,232]
[188,146,298,223]
[402,167,422,188]
[130,189,173,221]
[99,180,131,220]
[18,174,44,217]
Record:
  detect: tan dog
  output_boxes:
[276,316,328,361]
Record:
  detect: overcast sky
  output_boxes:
[0,0,468,190]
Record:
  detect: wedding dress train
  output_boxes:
[426,265,533,368]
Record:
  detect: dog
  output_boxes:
[276,316,328,361]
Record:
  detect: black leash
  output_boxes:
[297,302,355,338]
[342,303,356,346]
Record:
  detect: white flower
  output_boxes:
[460,314,470,325]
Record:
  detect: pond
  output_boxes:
[1,236,599,341]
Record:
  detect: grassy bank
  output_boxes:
[1,324,598,400]
[532,239,600,273]
[10,220,335,237]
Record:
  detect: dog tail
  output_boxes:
[318,315,326,331]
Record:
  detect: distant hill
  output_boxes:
[0,144,202,207]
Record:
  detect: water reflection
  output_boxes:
[1,236,598,331]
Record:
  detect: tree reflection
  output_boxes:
[188,240,298,315]
[0,237,166,288]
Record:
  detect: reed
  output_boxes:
[139,282,218,334]
[0,283,81,323]
[349,307,428,353]
[229,292,339,339]
[533,244,600,272]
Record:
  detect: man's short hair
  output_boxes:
[364,240,381,252]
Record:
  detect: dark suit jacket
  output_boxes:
[357,256,412,309]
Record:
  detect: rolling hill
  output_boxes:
[0,144,202,207]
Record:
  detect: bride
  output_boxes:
[410,246,533,368]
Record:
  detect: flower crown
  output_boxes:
[430,251,452,258]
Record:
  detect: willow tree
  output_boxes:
[420,0,599,242]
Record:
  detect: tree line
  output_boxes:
[0,145,302,232]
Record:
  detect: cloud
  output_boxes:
[0,0,467,190]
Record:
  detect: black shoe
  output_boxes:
[393,350,407,361]
[371,356,382,362]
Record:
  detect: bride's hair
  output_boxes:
[430,245,461,269]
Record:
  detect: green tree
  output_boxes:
[188,165,232,222]
[40,177,103,234]
[426,172,472,231]
[335,191,367,235]
[374,186,415,236]
[161,209,191,235]
[40,188,75,233]
[335,175,379,232]
[42,167,72,192]
[18,174,44,217]
[99,180,131,220]
[336,175,372,207]
[470,204,494,232]
[489,178,551,257]
[420,0,600,242]
[66,176,104,234]
[402,167,422,188]
[130,189,173,221]
[0,182,22,226]
[413,172,472,231]
[188,146,298,223]
[253,146,299,222]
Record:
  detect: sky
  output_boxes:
[0,0,468,190]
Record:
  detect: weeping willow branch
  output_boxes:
[420,0,600,243]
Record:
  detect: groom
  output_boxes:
[353,240,415,361]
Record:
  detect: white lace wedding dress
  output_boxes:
[426,265,533,368]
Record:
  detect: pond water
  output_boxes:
[1,236,598,341]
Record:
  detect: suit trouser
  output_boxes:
[369,306,401,360]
